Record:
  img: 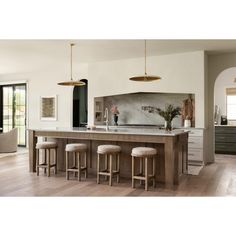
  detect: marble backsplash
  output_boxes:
[103,92,194,127]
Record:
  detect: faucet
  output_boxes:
[104,107,109,131]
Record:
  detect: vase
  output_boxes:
[114,114,118,126]
[164,120,172,131]
[184,119,191,128]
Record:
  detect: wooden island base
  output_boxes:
[29,129,188,188]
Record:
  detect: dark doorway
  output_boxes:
[73,79,88,127]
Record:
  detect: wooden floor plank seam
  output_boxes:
[1,152,236,196]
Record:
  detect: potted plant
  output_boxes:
[156,104,181,131]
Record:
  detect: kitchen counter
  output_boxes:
[215,125,236,154]
[28,127,189,188]
[31,126,188,136]
[215,125,236,127]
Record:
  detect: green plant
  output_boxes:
[156,104,181,122]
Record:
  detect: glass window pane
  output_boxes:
[227,95,236,120]
[2,84,26,146]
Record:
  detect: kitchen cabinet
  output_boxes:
[94,98,104,125]
[186,128,205,165]
[215,126,236,154]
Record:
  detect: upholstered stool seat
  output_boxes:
[36,141,58,149]
[65,143,88,181]
[36,141,58,177]
[97,144,121,186]
[66,143,87,152]
[97,145,121,154]
[131,147,157,157]
[131,147,157,191]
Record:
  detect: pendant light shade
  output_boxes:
[58,43,86,86]
[129,40,161,82]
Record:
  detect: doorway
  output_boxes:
[214,67,236,155]
[0,83,27,146]
[73,79,88,127]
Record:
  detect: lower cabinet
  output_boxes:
[215,126,236,154]
[186,128,204,165]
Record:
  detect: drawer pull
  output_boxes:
[189,142,195,144]
[188,153,194,156]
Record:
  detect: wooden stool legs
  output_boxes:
[97,153,100,184]
[47,149,51,177]
[145,157,148,191]
[97,153,120,186]
[44,149,47,174]
[66,151,88,181]
[131,155,135,188]
[132,155,156,191]
[36,149,39,176]
[152,157,156,188]
[116,154,120,183]
[109,154,113,186]
[36,148,57,177]
[66,151,69,180]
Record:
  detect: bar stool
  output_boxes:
[97,144,121,186]
[65,143,88,181]
[131,147,157,191]
[36,141,58,177]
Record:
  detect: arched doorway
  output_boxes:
[73,79,88,127]
[214,67,236,154]
[214,67,236,124]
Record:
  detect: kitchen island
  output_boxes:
[28,127,189,188]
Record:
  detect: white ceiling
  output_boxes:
[1,39,236,74]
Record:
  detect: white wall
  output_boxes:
[0,49,210,161]
[88,51,206,128]
[0,50,207,135]
[0,62,88,129]
[214,67,236,120]
[0,51,206,129]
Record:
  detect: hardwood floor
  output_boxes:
[1,151,236,196]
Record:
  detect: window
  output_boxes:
[1,84,27,146]
[226,88,236,120]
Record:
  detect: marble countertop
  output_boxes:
[29,126,189,136]
[215,125,236,127]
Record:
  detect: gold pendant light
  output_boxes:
[129,40,161,82]
[58,43,86,86]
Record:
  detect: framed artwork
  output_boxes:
[40,95,57,121]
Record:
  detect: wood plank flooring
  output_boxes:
[1,151,236,196]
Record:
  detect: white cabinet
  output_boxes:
[94,97,104,125]
[186,128,204,165]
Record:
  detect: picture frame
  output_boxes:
[40,95,57,121]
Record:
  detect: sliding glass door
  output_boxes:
[1,84,27,146]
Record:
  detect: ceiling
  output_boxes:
[1,39,236,74]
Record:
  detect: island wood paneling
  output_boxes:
[28,129,188,188]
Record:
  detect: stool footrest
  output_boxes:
[67,167,87,172]
[98,170,119,176]
[133,174,155,180]
[37,164,56,168]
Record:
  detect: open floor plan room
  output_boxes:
[2,39,236,197]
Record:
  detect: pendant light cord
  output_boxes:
[70,43,75,81]
[144,40,147,76]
